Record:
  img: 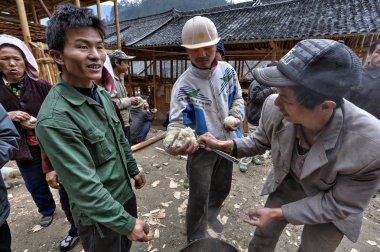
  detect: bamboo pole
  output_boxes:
[74,0,80,7]
[15,0,32,44]
[96,0,102,20]
[30,0,39,24]
[153,53,157,109]
[113,0,121,49]
[37,0,51,18]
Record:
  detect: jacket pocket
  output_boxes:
[84,128,113,166]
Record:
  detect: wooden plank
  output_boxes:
[113,0,121,49]
[131,132,166,152]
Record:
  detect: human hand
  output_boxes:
[166,132,199,156]
[133,172,146,189]
[243,208,283,229]
[127,219,153,242]
[130,97,139,105]
[197,132,219,150]
[8,111,30,122]
[150,108,157,113]
[223,117,240,132]
[46,170,60,189]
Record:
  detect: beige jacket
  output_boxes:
[234,95,380,242]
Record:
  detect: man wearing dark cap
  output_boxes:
[215,40,225,61]
[108,50,138,143]
[198,39,380,251]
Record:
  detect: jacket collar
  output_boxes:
[57,76,106,106]
[189,59,218,79]
[364,65,380,79]
[276,105,343,180]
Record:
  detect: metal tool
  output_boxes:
[211,149,240,164]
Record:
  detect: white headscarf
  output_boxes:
[101,54,115,94]
[0,34,39,80]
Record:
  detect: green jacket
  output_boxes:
[36,77,139,235]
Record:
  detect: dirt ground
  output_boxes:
[4,126,380,252]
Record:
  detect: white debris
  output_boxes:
[366,240,377,246]
[163,162,169,166]
[234,204,241,209]
[250,233,254,236]
[350,249,358,252]
[150,209,161,214]
[147,244,153,251]
[169,180,178,188]
[149,249,159,252]
[152,163,160,168]
[285,230,291,237]
[32,225,43,233]
[160,201,172,208]
[174,191,181,199]
[151,180,160,187]
[162,244,166,249]
[221,216,228,225]
[154,229,160,238]
[7,194,13,200]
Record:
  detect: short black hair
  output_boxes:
[46,4,105,52]
[291,85,343,110]
[369,40,380,54]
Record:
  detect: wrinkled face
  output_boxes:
[370,44,380,70]
[60,27,106,88]
[116,59,129,74]
[0,46,26,83]
[186,45,216,69]
[274,87,314,124]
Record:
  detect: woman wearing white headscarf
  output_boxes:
[0,34,56,227]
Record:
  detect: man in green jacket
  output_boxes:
[36,4,151,251]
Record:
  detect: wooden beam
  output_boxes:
[113,0,121,49]
[30,0,39,24]
[74,0,80,7]
[15,0,32,44]
[96,0,102,20]
[153,53,157,108]
[131,132,166,152]
[36,0,51,18]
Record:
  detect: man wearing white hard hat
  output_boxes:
[163,16,245,243]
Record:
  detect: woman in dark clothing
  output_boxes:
[0,34,56,227]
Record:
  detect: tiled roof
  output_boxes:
[104,0,380,47]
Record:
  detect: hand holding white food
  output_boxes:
[164,127,198,155]
[8,110,31,122]
[223,116,240,131]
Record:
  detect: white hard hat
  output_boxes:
[181,16,220,49]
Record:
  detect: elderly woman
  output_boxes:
[0,35,55,227]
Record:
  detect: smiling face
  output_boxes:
[0,46,26,83]
[186,45,216,69]
[55,27,106,88]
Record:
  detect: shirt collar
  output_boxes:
[57,75,105,106]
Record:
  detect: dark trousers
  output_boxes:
[0,221,11,252]
[78,195,137,252]
[16,145,56,217]
[59,186,78,237]
[249,175,343,252]
[186,150,233,242]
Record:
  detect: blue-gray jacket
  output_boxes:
[0,104,19,225]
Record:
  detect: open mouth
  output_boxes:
[88,64,101,70]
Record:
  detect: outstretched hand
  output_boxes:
[243,208,283,229]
